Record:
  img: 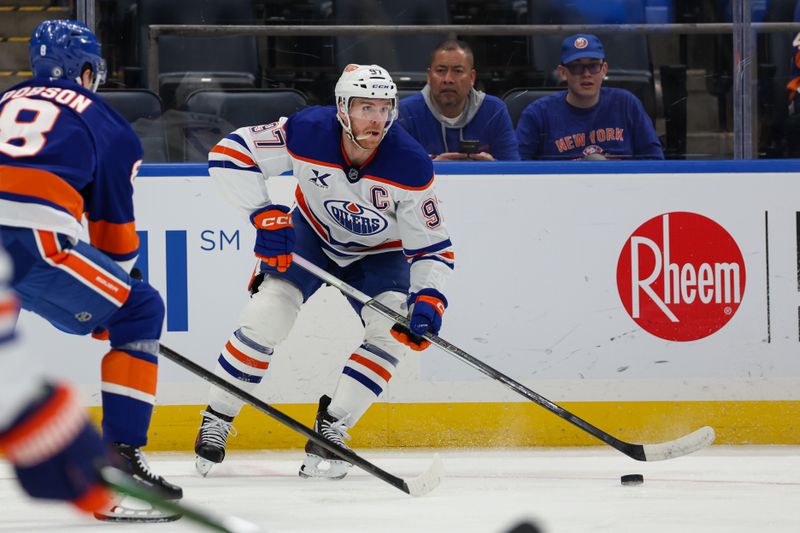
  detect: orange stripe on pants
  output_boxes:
[36,230,130,306]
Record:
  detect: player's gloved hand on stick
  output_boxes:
[390,289,447,351]
[0,382,114,513]
[250,205,295,272]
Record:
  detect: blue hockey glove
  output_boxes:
[250,205,295,272]
[390,289,447,351]
[0,382,114,514]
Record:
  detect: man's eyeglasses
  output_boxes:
[563,62,604,75]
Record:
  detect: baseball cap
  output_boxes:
[560,34,605,65]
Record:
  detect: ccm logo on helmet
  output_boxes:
[616,212,745,342]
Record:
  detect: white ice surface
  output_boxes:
[1,446,799,533]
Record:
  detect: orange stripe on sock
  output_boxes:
[0,165,84,221]
[101,350,158,396]
[225,340,269,369]
[349,353,392,381]
[88,219,139,257]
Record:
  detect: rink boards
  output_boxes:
[18,160,800,450]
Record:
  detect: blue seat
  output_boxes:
[135,0,259,109]
[180,89,309,161]
[99,89,168,162]
[501,88,560,128]
[333,0,450,87]
[526,0,656,121]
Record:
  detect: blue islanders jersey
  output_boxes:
[516,87,664,160]
[209,105,454,296]
[0,78,143,268]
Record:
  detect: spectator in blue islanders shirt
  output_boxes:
[398,39,520,161]
[516,33,664,160]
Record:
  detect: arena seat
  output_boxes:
[98,89,168,162]
[180,89,309,162]
[526,0,656,122]
[501,88,560,128]
[135,0,259,109]
[333,0,450,87]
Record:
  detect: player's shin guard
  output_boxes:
[207,328,274,417]
[198,329,273,475]
[198,278,301,475]
[329,291,407,425]
[100,344,183,501]
[206,278,301,417]
[100,347,157,446]
[300,292,407,480]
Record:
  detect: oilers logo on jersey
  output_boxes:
[323,200,387,236]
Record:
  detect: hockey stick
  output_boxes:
[292,253,715,462]
[98,466,260,532]
[157,343,442,496]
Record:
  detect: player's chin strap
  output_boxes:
[290,253,717,463]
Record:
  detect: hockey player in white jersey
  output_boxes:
[196,64,454,479]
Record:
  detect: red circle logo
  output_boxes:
[616,212,746,341]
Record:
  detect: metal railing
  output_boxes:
[147,21,800,159]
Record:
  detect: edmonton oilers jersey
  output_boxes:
[209,105,454,295]
[0,78,143,267]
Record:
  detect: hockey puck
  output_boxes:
[620,474,644,486]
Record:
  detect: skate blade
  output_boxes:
[298,454,352,480]
[94,495,181,523]
[195,455,217,477]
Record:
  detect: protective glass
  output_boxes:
[563,61,605,75]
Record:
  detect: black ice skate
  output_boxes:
[110,442,183,500]
[298,395,353,480]
[194,407,237,477]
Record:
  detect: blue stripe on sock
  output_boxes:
[361,343,399,366]
[233,328,273,355]
[218,355,263,383]
[342,367,383,396]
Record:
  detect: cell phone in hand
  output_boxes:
[458,139,480,154]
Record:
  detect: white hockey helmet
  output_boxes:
[335,64,398,148]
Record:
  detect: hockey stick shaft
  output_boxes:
[99,467,259,533]
[158,343,433,495]
[292,254,714,462]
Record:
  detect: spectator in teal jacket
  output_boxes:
[398,40,520,161]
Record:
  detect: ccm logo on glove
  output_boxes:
[390,289,448,351]
[254,213,291,228]
[250,205,296,272]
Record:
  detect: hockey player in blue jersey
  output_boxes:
[0,240,116,516]
[516,34,664,160]
[0,20,181,517]
[195,64,455,479]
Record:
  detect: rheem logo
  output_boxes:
[616,212,745,341]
